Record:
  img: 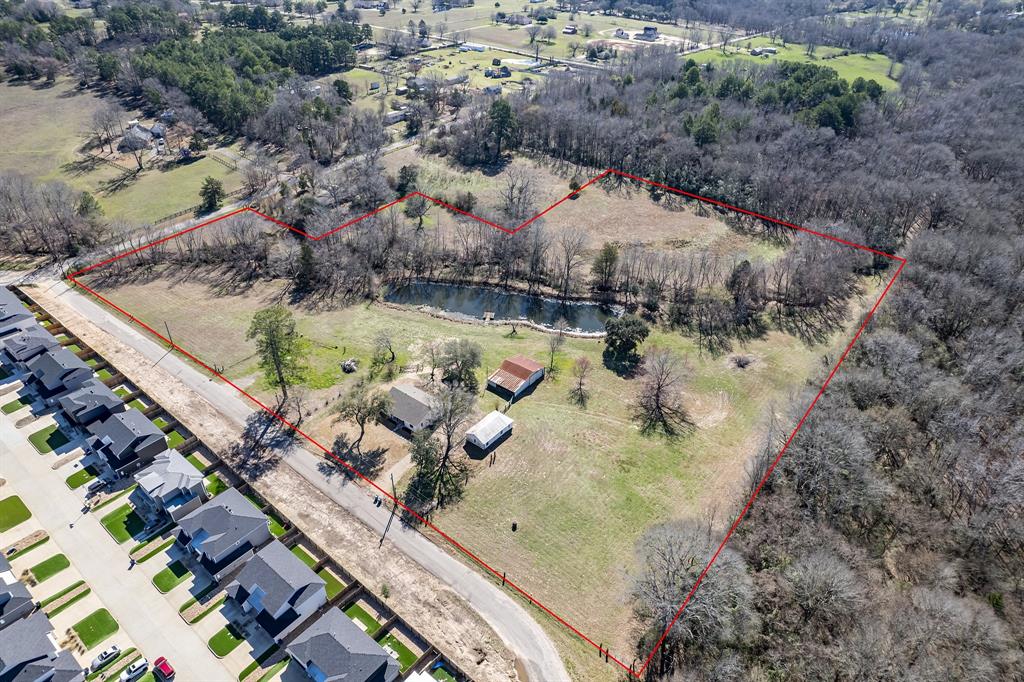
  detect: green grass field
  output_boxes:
[65,465,98,490]
[99,503,145,544]
[319,568,346,599]
[72,608,119,649]
[209,624,245,657]
[378,633,417,672]
[695,36,901,87]
[345,603,382,636]
[0,495,32,531]
[153,560,192,593]
[204,474,230,496]
[27,424,70,453]
[29,553,71,583]
[290,544,317,568]
[166,430,186,449]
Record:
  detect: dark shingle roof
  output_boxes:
[230,540,325,617]
[87,409,165,458]
[27,347,91,391]
[0,612,85,682]
[286,608,400,682]
[57,378,124,424]
[1,326,58,362]
[0,288,34,334]
[177,488,268,559]
[0,555,33,628]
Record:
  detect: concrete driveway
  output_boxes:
[0,413,234,682]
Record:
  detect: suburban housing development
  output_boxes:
[1,0,1022,681]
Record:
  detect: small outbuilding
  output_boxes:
[466,411,514,451]
[487,354,545,399]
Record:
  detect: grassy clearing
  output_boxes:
[28,424,70,453]
[695,36,900,87]
[0,495,32,532]
[72,608,119,649]
[99,503,145,544]
[153,560,192,593]
[29,553,71,583]
[209,624,246,657]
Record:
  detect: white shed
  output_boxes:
[466,411,514,450]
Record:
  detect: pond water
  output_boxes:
[385,281,618,333]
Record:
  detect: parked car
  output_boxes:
[90,645,120,672]
[153,657,175,680]
[119,659,148,681]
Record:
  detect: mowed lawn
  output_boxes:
[694,36,901,87]
[78,269,867,651]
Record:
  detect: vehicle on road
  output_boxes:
[153,657,175,680]
[119,659,148,681]
[90,645,120,672]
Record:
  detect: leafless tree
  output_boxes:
[632,347,693,437]
[569,356,591,406]
[554,226,587,299]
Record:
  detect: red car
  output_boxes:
[153,657,175,680]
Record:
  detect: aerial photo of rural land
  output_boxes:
[0,0,1022,680]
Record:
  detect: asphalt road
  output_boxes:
[42,276,571,682]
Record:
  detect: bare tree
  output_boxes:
[525,24,542,44]
[554,226,587,299]
[547,317,567,370]
[499,165,537,222]
[632,347,693,436]
[569,356,591,406]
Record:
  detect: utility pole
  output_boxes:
[378,474,398,548]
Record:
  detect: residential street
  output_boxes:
[35,275,571,682]
[0,415,234,682]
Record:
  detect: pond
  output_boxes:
[385,282,618,333]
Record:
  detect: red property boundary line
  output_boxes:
[67,168,907,678]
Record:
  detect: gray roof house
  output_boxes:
[130,449,207,522]
[388,384,438,433]
[0,288,35,338]
[286,608,400,682]
[226,540,327,640]
[86,410,167,476]
[0,611,85,682]
[57,378,125,427]
[0,555,34,630]
[25,348,93,399]
[176,488,271,580]
[1,326,59,368]
[117,124,152,152]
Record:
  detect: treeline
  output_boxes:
[626,21,1024,682]
[0,172,108,258]
[131,22,369,134]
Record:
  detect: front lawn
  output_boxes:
[0,495,32,532]
[152,560,191,593]
[72,608,119,649]
[28,424,70,453]
[208,624,245,657]
[1,394,32,414]
[65,465,98,489]
[29,553,70,583]
[99,503,145,544]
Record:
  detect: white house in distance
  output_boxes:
[487,355,545,399]
[466,411,514,451]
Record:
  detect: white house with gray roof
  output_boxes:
[176,487,271,580]
[130,449,208,522]
[286,608,400,682]
[57,378,125,427]
[25,348,92,400]
[0,611,85,682]
[226,540,327,641]
[388,384,438,433]
[87,410,167,476]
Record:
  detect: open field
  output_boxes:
[0,78,242,225]
[694,36,901,87]
[81,262,871,660]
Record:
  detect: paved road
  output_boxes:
[41,277,571,682]
[0,414,234,681]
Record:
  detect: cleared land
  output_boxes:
[79,184,869,661]
[0,78,242,225]
[695,36,901,87]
